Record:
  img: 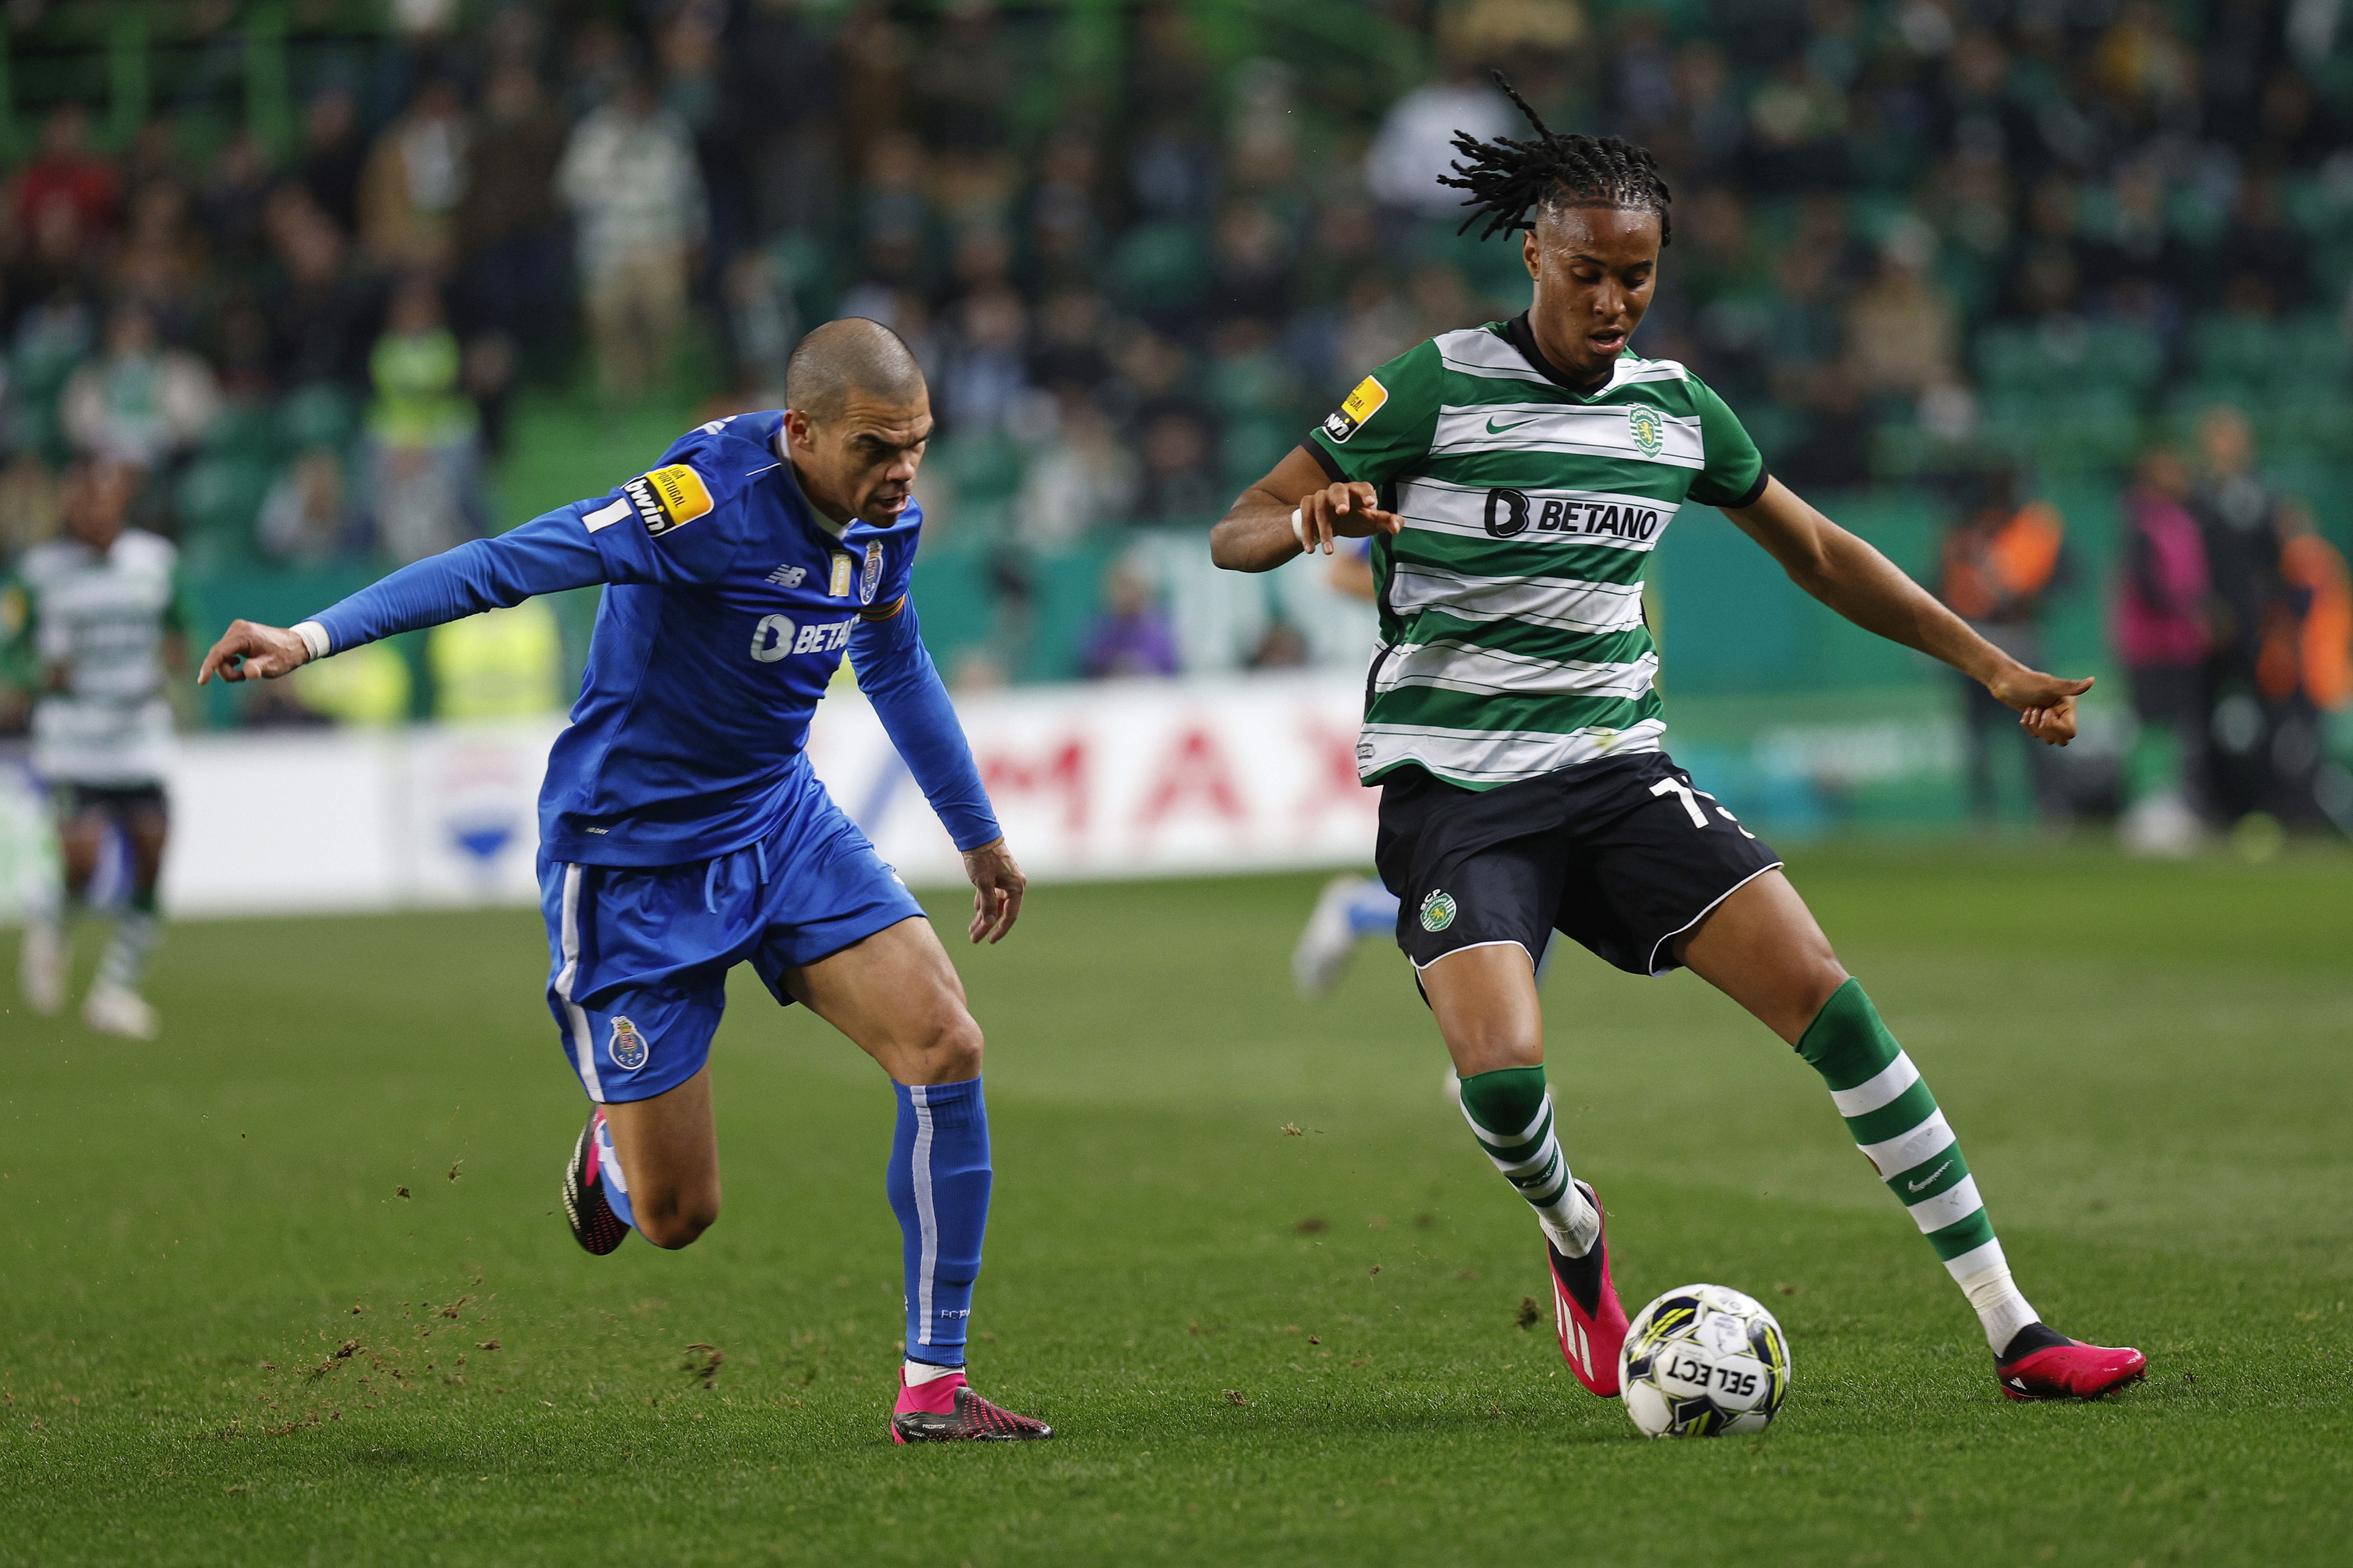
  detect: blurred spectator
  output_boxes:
[198,134,276,277]
[256,448,358,565]
[1015,398,1134,549]
[1937,469,2071,823]
[1845,218,1959,399]
[1130,410,1223,527]
[364,278,482,565]
[13,105,119,241]
[267,197,382,394]
[559,71,707,399]
[111,181,203,343]
[938,284,1031,435]
[359,78,471,271]
[1080,563,1178,679]
[61,305,219,470]
[456,62,572,369]
[2117,448,2214,830]
[719,250,798,409]
[296,88,367,238]
[2260,505,2352,825]
[2190,406,2291,820]
[1366,65,1512,222]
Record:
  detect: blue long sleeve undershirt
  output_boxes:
[304,513,1001,853]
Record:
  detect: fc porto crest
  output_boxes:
[1419,889,1457,932]
[1627,405,1665,459]
[608,1016,650,1072]
[859,541,884,605]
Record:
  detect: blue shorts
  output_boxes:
[541,784,926,1103]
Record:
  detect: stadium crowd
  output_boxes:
[0,0,2345,832]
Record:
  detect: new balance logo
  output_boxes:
[1907,1160,1953,1193]
[766,564,806,587]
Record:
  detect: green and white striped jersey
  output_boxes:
[1307,315,1768,789]
[2,529,186,785]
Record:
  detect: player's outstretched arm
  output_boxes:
[1211,446,1401,573]
[1722,477,2093,745]
[196,508,614,686]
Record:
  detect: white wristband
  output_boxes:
[292,620,331,662]
[1289,507,1309,551]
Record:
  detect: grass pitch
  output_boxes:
[3,845,2349,1566]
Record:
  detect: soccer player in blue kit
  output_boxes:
[199,319,1052,1443]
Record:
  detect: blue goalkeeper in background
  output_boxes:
[199,318,1052,1444]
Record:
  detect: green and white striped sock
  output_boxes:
[1797,979,2037,1353]
[1457,1066,1599,1257]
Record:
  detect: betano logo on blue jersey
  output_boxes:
[749,614,856,663]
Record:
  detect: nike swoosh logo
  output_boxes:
[1907,1160,1953,1193]
[1485,417,1538,434]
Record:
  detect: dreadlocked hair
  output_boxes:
[1438,72,1673,246]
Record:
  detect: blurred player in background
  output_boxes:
[1213,81,2144,1407]
[199,319,1051,1444]
[5,458,186,1038]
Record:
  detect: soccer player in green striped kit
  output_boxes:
[1209,81,2144,1404]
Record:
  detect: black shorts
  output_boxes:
[1374,752,1782,979]
[53,781,169,825]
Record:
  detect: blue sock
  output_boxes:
[888,1077,991,1368]
[1345,881,1401,938]
[593,1111,637,1230]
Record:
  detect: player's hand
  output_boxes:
[962,837,1025,945]
[197,619,312,685]
[1988,666,2094,746]
[1295,481,1401,556]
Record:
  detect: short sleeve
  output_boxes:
[570,424,765,586]
[1685,378,1769,509]
[1305,339,1444,492]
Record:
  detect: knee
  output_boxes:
[905,1010,984,1085]
[928,1013,986,1082]
[636,1195,719,1250]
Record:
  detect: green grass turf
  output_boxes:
[4,843,2350,1566]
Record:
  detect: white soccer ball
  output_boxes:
[1618,1283,1791,1439]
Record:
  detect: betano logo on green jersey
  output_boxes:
[1308,322,1765,792]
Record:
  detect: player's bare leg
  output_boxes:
[600,1065,721,1249]
[1677,870,2145,1400]
[1421,944,1627,1394]
[781,915,1051,1442]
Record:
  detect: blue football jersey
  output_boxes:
[306,409,995,868]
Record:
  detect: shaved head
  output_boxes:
[785,316,927,422]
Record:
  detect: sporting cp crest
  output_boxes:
[608,1016,650,1072]
[1627,405,1665,458]
[1419,889,1458,932]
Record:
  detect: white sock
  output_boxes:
[903,1360,962,1385]
[1949,1243,2038,1353]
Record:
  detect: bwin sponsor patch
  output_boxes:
[622,463,715,537]
[1320,375,1389,443]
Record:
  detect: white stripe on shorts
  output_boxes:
[555,863,604,1102]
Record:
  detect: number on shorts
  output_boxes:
[1649,776,1710,828]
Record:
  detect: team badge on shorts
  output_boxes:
[1419,889,1458,932]
[1627,405,1665,458]
[608,1016,650,1072]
